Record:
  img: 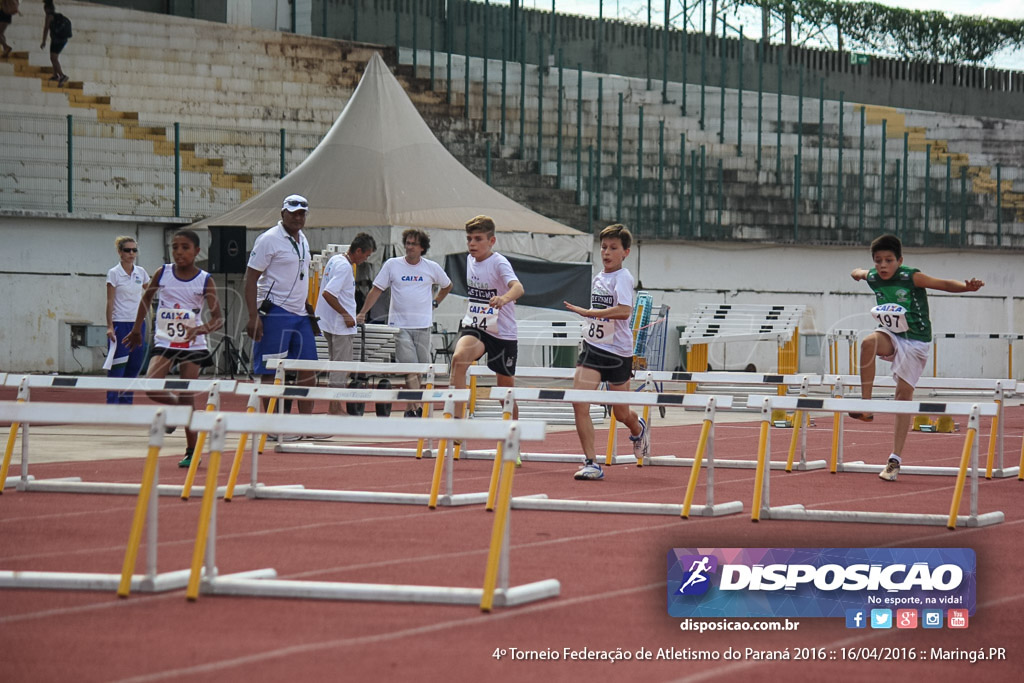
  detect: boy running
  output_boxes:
[565,224,649,480]
[450,216,523,422]
[850,234,984,481]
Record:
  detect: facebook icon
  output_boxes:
[845,609,867,629]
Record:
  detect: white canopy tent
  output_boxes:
[189,52,590,263]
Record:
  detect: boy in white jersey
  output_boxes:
[125,230,223,468]
[850,233,984,482]
[565,224,649,480]
[450,216,524,422]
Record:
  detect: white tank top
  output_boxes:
[154,265,210,350]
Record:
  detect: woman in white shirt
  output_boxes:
[105,236,150,404]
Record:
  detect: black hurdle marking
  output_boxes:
[397,391,423,400]
[796,398,824,409]
[551,321,569,327]
[989,333,1000,339]
[553,332,568,338]
[656,394,685,404]
[762,374,784,383]
[538,390,566,400]
[671,372,693,381]
[942,333,956,338]
[283,387,309,397]
[52,377,79,387]
[163,380,190,390]
[919,402,947,413]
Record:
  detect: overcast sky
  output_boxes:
[518,1,1024,68]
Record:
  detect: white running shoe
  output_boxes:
[878,459,900,481]
[574,462,604,480]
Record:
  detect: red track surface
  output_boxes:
[2,397,1022,682]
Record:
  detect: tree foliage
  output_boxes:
[741,0,1024,63]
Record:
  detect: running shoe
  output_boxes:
[177,454,197,468]
[574,462,604,480]
[630,417,650,463]
[266,433,302,442]
[878,458,900,482]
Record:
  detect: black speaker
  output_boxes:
[207,226,247,274]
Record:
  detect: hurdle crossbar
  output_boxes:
[745,396,1003,528]
[821,375,1017,478]
[266,387,470,459]
[483,388,743,518]
[185,414,558,609]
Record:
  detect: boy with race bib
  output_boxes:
[450,216,524,426]
[850,234,983,481]
[125,230,223,468]
[564,224,649,480]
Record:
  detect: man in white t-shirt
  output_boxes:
[357,229,452,417]
[244,194,317,415]
[316,233,377,415]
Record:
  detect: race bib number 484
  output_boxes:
[871,304,909,333]
[156,307,197,348]
[462,301,498,332]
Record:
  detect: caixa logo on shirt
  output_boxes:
[667,548,975,618]
[400,275,425,281]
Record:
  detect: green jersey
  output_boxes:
[866,265,931,342]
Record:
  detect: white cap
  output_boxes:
[282,194,309,212]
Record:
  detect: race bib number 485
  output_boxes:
[156,307,197,348]
[871,304,909,333]
[462,301,498,332]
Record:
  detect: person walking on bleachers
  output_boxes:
[40,1,71,85]
[0,0,19,59]
[105,236,150,404]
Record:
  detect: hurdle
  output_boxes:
[483,387,744,518]
[218,392,506,507]
[635,370,828,471]
[467,365,605,423]
[1,376,247,497]
[933,332,1023,379]
[822,375,1018,478]
[183,412,559,609]
[259,358,447,453]
[746,395,1003,528]
[0,402,271,593]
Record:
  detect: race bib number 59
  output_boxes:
[871,304,909,333]
[462,301,498,332]
[156,307,197,348]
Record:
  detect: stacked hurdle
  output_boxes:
[746,395,1003,529]
[182,410,558,610]
[0,402,271,593]
[932,332,1023,379]
[486,387,744,518]
[1,376,245,497]
[821,375,1018,478]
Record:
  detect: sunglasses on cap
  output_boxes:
[121,247,138,253]
[284,199,308,209]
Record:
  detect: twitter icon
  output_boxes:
[870,609,893,629]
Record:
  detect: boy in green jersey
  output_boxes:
[850,234,984,481]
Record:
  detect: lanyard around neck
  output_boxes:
[286,233,305,263]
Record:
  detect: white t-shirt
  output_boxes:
[372,257,452,329]
[464,252,519,341]
[585,267,635,358]
[315,253,358,336]
[106,264,150,322]
[247,222,310,316]
[153,265,211,351]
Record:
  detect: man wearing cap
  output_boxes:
[244,194,317,415]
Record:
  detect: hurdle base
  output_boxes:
[0,567,276,592]
[463,449,639,465]
[760,504,1005,527]
[646,456,828,471]
[511,496,743,517]
[4,475,34,490]
[251,486,489,507]
[202,575,561,607]
[276,444,433,459]
[21,479,254,498]
[836,462,1020,478]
